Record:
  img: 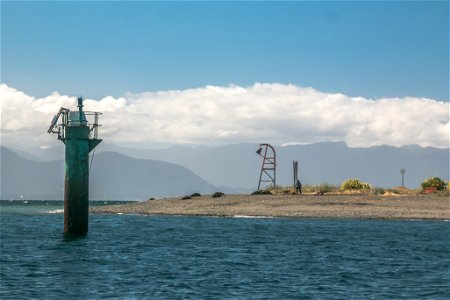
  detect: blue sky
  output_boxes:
[2,1,449,101]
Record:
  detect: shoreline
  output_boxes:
[90,194,450,220]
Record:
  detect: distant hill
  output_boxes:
[277,142,449,189]
[89,151,216,200]
[4,142,449,192]
[0,147,216,200]
[1,147,62,200]
[94,142,450,190]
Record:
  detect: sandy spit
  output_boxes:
[90,194,450,220]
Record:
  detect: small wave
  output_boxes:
[233,215,273,219]
[48,209,64,214]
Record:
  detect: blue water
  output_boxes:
[1,201,449,299]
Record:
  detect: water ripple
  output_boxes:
[1,214,449,299]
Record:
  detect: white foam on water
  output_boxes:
[233,215,273,219]
[47,209,64,214]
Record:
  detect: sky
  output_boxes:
[1,1,449,149]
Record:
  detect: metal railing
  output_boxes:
[48,109,102,141]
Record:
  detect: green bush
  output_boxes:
[421,177,448,191]
[211,192,225,198]
[340,178,371,190]
[373,187,385,195]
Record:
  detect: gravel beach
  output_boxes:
[91,194,450,220]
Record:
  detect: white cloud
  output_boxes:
[1,83,448,148]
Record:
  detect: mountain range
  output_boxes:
[1,146,216,200]
[1,142,448,200]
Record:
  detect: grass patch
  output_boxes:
[304,183,338,194]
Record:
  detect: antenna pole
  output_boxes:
[400,168,405,188]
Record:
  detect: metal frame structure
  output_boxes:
[256,143,276,191]
[48,108,102,141]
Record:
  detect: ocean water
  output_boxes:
[1,201,449,299]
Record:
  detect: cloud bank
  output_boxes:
[1,83,448,148]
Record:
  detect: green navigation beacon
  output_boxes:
[48,97,102,235]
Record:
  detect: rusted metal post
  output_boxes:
[293,161,298,188]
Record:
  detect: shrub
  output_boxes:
[385,189,400,195]
[302,183,337,193]
[340,178,371,190]
[181,195,192,200]
[421,177,448,191]
[190,193,201,197]
[211,192,225,198]
[373,187,385,195]
[251,190,272,195]
[317,183,337,193]
[267,186,291,195]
